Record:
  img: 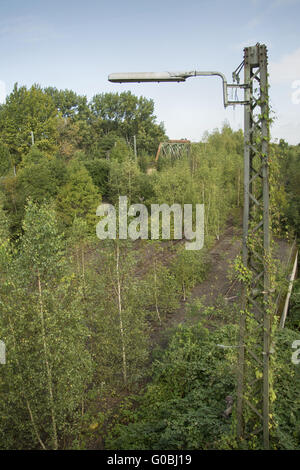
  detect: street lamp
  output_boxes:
[108,44,271,449]
[108,70,248,108]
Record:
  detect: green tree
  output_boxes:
[278,143,300,235]
[18,148,67,202]
[44,87,89,120]
[0,84,58,167]
[56,160,101,229]
[109,138,134,163]
[170,247,208,301]
[106,323,237,450]
[90,91,166,155]
[86,240,150,388]
[0,202,93,449]
[83,158,110,197]
[143,244,180,323]
[0,173,25,237]
[0,148,67,236]
[108,157,141,205]
[0,141,14,176]
[153,160,197,206]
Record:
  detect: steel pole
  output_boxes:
[237,44,271,450]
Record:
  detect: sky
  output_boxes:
[0,0,300,144]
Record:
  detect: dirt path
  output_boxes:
[156,226,292,337]
[188,224,242,308]
[148,223,242,349]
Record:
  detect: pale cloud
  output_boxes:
[269,47,300,84]
[0,15,64,43]
[250,0,300,6]
[247,16,262,29]
[270,0,300,7]
[233,39,260,51]
[272,118,300,145]
[246,0,300,31]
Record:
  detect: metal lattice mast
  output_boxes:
[237,44,271,449]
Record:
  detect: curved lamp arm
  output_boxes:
[108,70,229,107]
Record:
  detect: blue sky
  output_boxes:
[0,0,300,144]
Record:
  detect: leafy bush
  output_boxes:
[106,320,300,450]
[83,158,110,197]
[272,327,300,449]
[106,322,238,449]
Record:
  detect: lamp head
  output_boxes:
[108,72,188,83]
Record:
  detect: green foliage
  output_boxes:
[269,143,290,237]
[109,138,134,163]
[106,321,300,450]
[153,160,197,206]
[0,173,27,237]
[87,131,120,159]
[143,252,180,323]
[0,204,9,241]
[85,240,150,388]
[271,328,300,449]
[0,148,67,236]
[170,247,209,301]
[19,149,67,203]
[0,76,298,451]
[0,140,13,176]
[44,87,89,120]
[0,202,93,449]
[152,125,244,241]
[90,91,166,155]
[108,157,141,205]
[278,143,300,236]
[233,255,253,283]
[55,118,86,159]
[83,158,110,197]
[0,83,58,165]
[106,322,238,450]
[56,159,101,229]
[287,279,300,331]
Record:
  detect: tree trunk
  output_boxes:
[154,259,162,324]
[7,313,47,450]
[115,243,127,386]
[37,270,58,450]
[26,400,47,450]
[237,168,240,207]
[81,245,87,300]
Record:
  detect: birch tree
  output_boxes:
[0,202,93,449]
[87,240,150,389]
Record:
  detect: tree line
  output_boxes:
[0,83,299,449]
